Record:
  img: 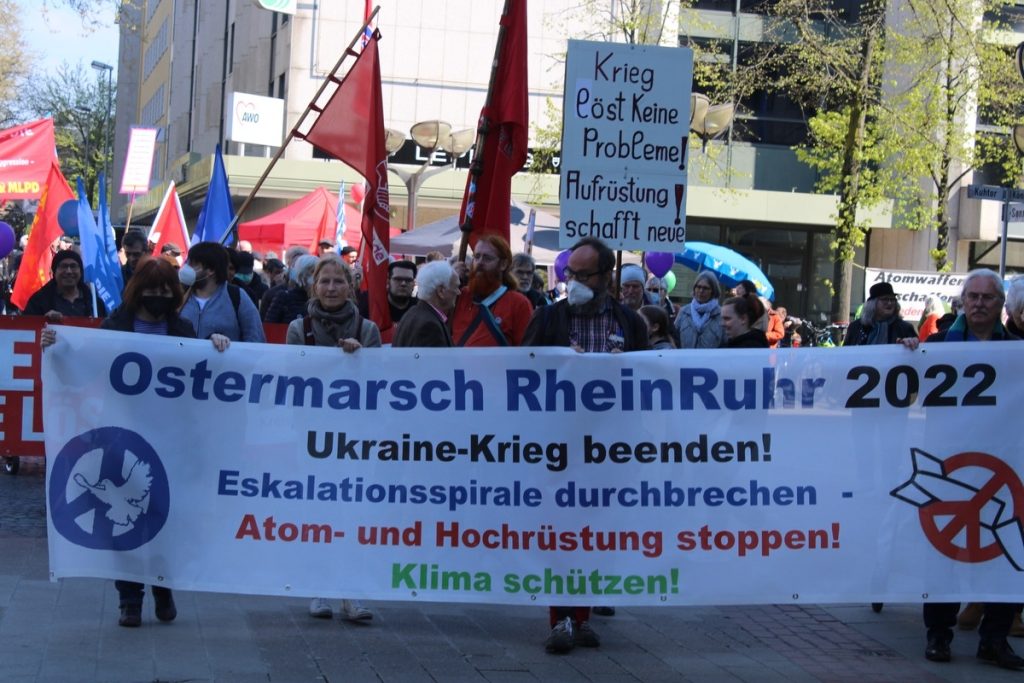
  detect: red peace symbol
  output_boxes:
[918,452,1024,563]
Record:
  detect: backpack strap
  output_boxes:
[456,286,509,347]
[302,315,316,346]
[227,283,241,315]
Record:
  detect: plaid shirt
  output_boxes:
[568,299,626,353]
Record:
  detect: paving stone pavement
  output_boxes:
[2,457,1021,683]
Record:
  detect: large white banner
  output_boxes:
[559,40,692,252]
[43,327,1024,605]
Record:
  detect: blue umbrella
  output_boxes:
[675,241,774,300]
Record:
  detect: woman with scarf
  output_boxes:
[675,271,726,348]
[843,282,916,346]
[286,254,379,622]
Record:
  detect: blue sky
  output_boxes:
[20,1,120,76]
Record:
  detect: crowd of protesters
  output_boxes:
[17,227,1024,668]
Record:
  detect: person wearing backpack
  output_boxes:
[285,254,379,622]
[450,235,533,347]
[180,242,266,343]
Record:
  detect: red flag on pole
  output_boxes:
[147,181,190,261]
[459,0,529,247]
[301,31,392,336]
[10,162,74,309]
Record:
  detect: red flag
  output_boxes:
[459,0,528,247]
[0,118,58,200]
[147,181,190,261]
[301,32,392,335]
[10,162,74,309]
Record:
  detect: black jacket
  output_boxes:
[102,306,196,338]
[23,280,106,318]
[843,317,917,346]
[522,298,650,351]
[726,328,769,348]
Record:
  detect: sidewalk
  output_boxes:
[2,457,1019,683]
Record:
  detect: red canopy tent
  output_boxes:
[238,187,396,255]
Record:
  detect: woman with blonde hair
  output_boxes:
[287,254,379,621]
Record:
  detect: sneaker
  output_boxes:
[574,620,601,648]
[118,604,142,628]
[309,597,333,618]
[154,592,177,622]
[957,602,984,630]
[340,599,372,622]
[592,606,616,617]
[545,616,575,654]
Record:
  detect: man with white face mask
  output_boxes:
[521,236,649,654]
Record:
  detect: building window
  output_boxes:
[143,17,169,80]
[277,73,286,98]
[141,84,166,126]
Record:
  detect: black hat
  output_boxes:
[264,258,285,272]
[51,249,83,275]
[869,282,896,300]
[318,239,334,248]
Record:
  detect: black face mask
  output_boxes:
[140,295,175,319]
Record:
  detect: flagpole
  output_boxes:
[457,0,513,262]
[125,193,136,232]
[217,6,382,246]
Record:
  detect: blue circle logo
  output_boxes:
[48,427,170,550]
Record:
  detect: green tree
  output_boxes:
[21,62,116,204]
[769,0,891,322]
[883,0,1021,271]
[0,0,29,126]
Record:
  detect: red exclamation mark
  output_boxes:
[831,523,840,548]
[674,184,685,225]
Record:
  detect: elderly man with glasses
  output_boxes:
[521,236,649,654]
[901,269,1023,669]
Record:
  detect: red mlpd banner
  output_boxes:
[0,118,57,199]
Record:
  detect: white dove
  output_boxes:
[73,459,153,527]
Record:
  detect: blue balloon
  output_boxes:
[58,200,79,237]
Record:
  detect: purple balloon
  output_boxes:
[645,251,673,277]
[554,249,572,282]
[0,221,13,259]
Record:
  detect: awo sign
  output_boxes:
[226,92,285,147]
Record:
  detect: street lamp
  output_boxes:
[90,60,114,188]
[388,120,473,231]
[690,93,735,152]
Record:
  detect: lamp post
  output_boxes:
[90,60,114,188]
[387,120,473,231]
[689,93,735,151]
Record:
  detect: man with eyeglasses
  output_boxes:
[522,236,649,654]
[451,235,533,346]
[900,269,1022,669]
[843,282,916,346]
[511,252,548,309]
[360,260,418,343]
[22,249,106,319]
